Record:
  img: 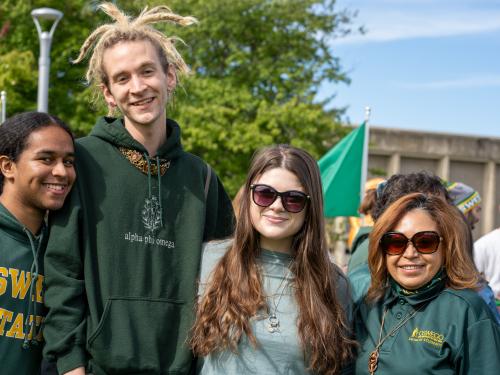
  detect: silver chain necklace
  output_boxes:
[267,262,293,333]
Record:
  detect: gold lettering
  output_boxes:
[26,315,44,341]
[35,274,44,303]
[35,316,44,341]
[5,312,24,338]
[0,267,7,295]
[0,308,14,335]
[9,269,32,300]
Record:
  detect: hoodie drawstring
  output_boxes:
[156,156,163,226]
[144,153,164,227]
[22,228,44,349]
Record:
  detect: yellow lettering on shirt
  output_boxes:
[34,274,44,303]
[26,315,44,341]
[0,308,14,335]
[5,311,24,338]
[0,267,7,296]
[9,269,32,300]
[409,326,444,347]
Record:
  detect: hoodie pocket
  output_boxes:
[87,297,191,373]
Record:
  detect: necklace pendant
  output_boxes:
[368,349,379,374]
[267,313,280,333]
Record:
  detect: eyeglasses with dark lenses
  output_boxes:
[250,184,310,213]
[380,231,442,255]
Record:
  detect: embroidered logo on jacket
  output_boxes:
[121,195,175,249]
[408,327,444,347]
[142,196,161,232]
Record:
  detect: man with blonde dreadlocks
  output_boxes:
[42,3,234,374]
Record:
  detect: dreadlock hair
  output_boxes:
[73,2,197,105]
[0,112,73,194]
[191,145,356,375]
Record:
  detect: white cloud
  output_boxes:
[399,75,500,89]
[334,1,500,44]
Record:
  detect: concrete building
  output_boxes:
[368,126,500,240]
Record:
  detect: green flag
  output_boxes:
[318,122,367,217]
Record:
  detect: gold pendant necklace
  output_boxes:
[368,303,425,374]
[119,147,170,176]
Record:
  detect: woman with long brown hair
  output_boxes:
[354,193,500,374]
[191,145,355,374]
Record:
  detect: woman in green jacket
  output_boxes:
[355,192,500,374]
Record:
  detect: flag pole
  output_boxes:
[360,106,371,205]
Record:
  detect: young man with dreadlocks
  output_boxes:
[42,3,234,374]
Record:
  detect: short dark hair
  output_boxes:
[0,111,73,193]
[371,171,450,221]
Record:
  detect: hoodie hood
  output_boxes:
[0,202,33,243]
[89,116,187,231]
[89,116,184,160]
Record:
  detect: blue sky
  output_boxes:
[319,0,500,138]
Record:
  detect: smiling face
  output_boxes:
[1,125,76,214]
[249,167,307,253]
[101,40,176,131]
[386,208,444,290]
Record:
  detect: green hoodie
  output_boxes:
[43,117,234,375]
[354,273,500,374]
[0,203,48,375]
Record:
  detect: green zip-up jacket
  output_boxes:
[347,226,371,272]
[43,117,235,375]
[354,274,500,374]
[0,203,47,375]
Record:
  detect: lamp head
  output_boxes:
[31,8,63,22]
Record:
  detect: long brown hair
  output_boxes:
[367,193,479,302]
[191,145,355,374]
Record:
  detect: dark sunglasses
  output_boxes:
[380,231,442,255]
[250,184,310,213]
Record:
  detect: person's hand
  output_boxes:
[64,367,86,375]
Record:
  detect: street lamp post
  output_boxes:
[31,8,63,113]
[1,91,6,123]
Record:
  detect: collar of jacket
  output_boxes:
[384,268,446,307]
[89,116,184,160]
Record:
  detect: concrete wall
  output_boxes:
[367,126,500,240]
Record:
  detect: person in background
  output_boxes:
[445,181,482,231]
[446,181,499,321]
[348,172,448,304]
[355,193,500,374]
[348,178,385,272]
[474,222,500,309]
[191,145,356,375]
[42,3,234,375]
[0,112,75,375]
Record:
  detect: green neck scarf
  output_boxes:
[388,268,446,306]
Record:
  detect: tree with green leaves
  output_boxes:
[0,0,358,195]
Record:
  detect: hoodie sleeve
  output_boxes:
[203,166,235,241]
[43,184,88,374]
